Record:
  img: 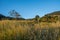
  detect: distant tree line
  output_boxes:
[0,10,59,23]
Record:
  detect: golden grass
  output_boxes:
[0,20,60,40]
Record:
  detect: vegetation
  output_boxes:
[9,10,21,19]
[0,11,60,40]
[34,15,40,23]
[0,20,60,40]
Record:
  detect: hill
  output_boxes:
[0,14,25,20]
[0,14,6,20]
[45,11,60,16]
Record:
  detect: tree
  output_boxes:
[54,16,58,21]
[9,10,21,19]
[47,16,52,22]
[35,15,40,23]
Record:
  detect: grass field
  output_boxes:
[0,20,60,40]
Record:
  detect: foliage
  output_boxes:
[35,15,40,23]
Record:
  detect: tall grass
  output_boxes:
[0,20,60,40]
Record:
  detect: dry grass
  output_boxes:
[0,20,60,40]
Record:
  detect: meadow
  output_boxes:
[0,20,60,40]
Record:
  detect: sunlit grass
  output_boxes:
[0,20,60,40]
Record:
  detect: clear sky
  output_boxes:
[0,0,60,19]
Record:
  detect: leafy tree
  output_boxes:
[35,15,40,23]
[54,16,58,21]
[47,16,52,22]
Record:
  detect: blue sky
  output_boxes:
[0,0,60,19]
